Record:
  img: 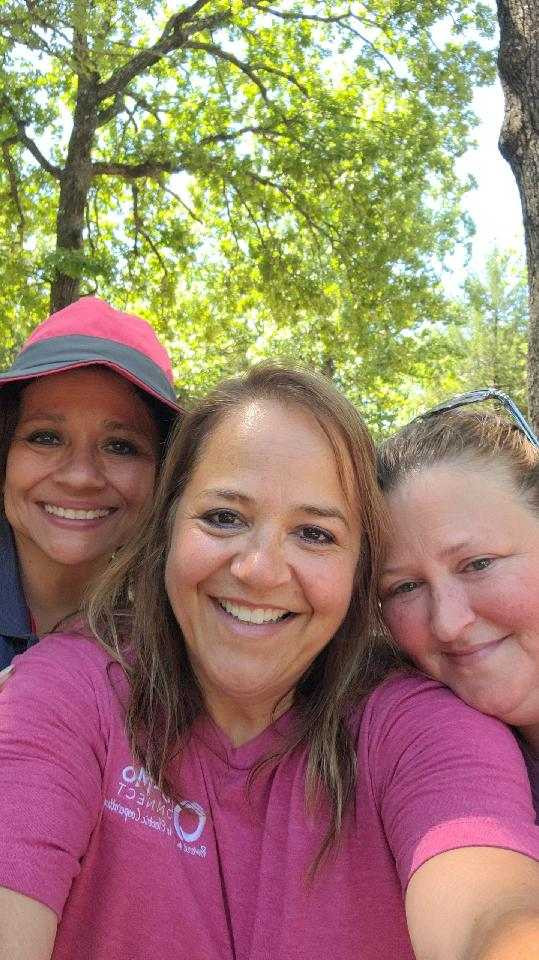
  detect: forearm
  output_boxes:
[0,888,56,960]
[468,911,539,960]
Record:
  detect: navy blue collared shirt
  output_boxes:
[0,517,38,668]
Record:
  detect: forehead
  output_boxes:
[386,461,537,545]
[191,399,358,508]
[19,367,146,414]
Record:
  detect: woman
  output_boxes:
[0,295,180,665]
[0,368,537,960]
[377,392,539,814]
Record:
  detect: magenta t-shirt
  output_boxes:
[0,634,537,960]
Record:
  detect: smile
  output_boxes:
[43,503,114,520]
[217,598,292,625]
[443,637,507,660]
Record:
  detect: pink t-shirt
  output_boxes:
[0,634,537,960]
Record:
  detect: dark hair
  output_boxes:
[0,383,25,513]
[378,407,539,510]
[88,364,390,866]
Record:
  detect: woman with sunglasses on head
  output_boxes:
[378,390,539,814]
[0,296,180,666]
[0,368,537,960]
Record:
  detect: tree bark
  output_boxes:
[497,0,539,427]
[50,75,99,313]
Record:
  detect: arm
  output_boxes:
[0,636,107,936]
[0,889,57,960]
[405,847,539,960]
[365,676,539,960]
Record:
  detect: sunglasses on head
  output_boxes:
[417,388,539,448]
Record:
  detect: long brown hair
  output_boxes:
[88,364,389,861]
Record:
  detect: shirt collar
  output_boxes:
[0,517,33,640]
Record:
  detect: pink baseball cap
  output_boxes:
[0,297,181,417]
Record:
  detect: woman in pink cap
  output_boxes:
[0,297,181,666]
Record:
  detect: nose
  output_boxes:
[230,529,292,592]
[54,441,107,491]
[429,580,476,644]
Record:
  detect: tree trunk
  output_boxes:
[50,77,99,313]
[497,0,539,429]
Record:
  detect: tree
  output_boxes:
[378,247,529,432]
[0,0,493,387]
[496,0,539,427]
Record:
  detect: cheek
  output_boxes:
[382,600,427,658]
[5,448,32,496]
[306,558,357,624]
[165,526,228,595]
[111,461,157,509]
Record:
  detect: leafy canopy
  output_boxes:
[0,0,495,415]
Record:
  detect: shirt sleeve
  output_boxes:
[363,673,539,891]
[0,634,110,918]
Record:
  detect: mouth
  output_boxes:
[216,598,295,625]
[42,503,115,521]
[443,637,507,660]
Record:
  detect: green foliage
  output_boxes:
[379,248,529,434]
[0,0,496,412]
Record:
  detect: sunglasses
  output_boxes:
[417,388,539,448]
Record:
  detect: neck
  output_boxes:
[205,691,294,747]
[15,542,105,636]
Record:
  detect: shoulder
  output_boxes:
[8,630,129,727]
[361,669,520,745]
[16,628,120,672]
[355,669,531,795]
[351,671,538,889]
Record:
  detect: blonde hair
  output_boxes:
[378,407,539,510]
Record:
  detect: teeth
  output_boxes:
[44,504,112,520]
[219,599,289,624]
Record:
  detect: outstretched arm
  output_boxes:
[406,846,539,960]
[0,889,57,960]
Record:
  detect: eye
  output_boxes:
[463,557,494,573]
[200,509,245,530]
[383,580,421,600]
[296,525,335,546]
[24,429,62,446]
[104,438,141,457]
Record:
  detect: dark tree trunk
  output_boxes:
[50,76,99,313]
[497,0,539,427]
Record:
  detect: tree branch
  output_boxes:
[1,138,25,242]
[131,182,168,273]
[97,93,125,127]
[197,122,293,146]
[248,4,354,26]
[0,96,62,178]
[184,41,270,101]
[162,185,204,224]
[95,6,230,105]
[92,160,180,179]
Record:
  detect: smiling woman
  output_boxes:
[0,367,537,960]
[0,297,180,661]
[377,399,539,815]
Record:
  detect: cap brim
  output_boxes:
[0,335,183,417]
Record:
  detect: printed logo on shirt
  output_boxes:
[103,762,207,859]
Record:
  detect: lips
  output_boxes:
[443,637,506,659]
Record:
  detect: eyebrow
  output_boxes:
[382,539,477,575]
[200,488,350,526]
[19,412,153,439]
